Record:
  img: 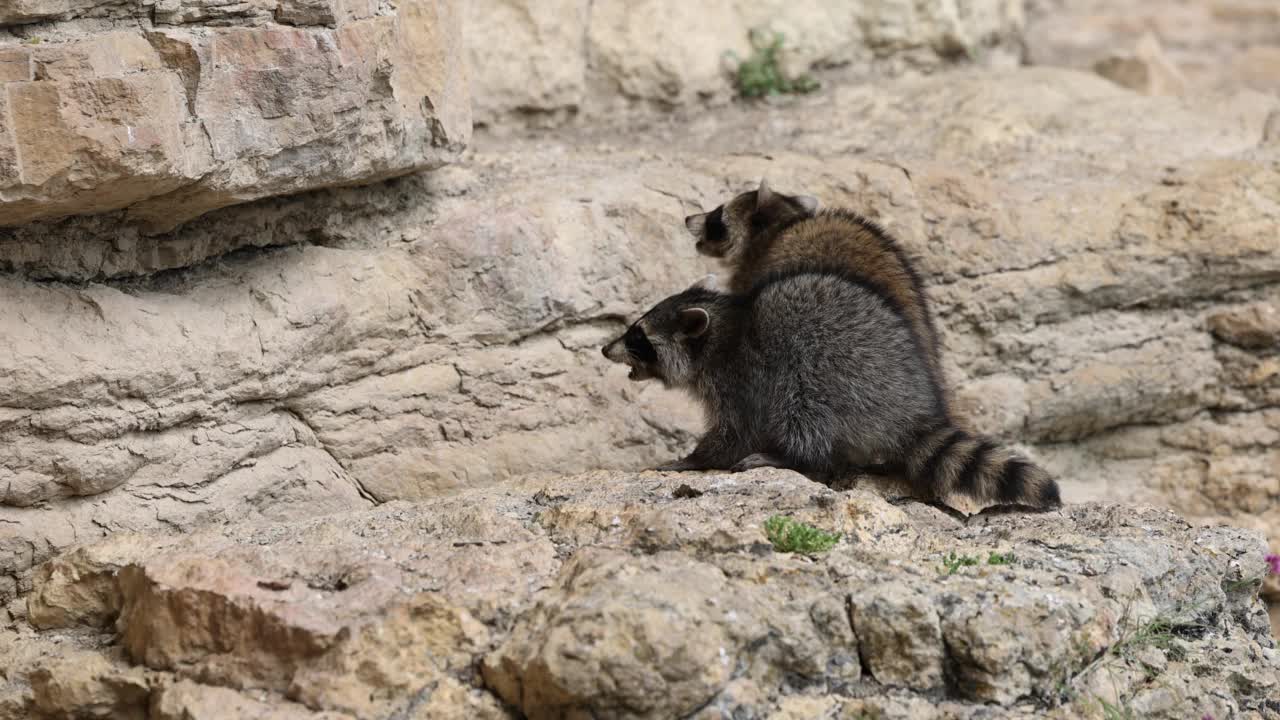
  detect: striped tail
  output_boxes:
[905,426,1062,510]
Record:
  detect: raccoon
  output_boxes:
[684,180,948,410]
[601,271,1061,510]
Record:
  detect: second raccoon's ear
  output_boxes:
[756,178,773,206]
[684,212,707,237]
[793,194,820,215]
[677,308,710,339]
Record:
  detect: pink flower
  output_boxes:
[1267,553,1280,576]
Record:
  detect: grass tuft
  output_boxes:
[987,551,1017,566]
[939,551,979,575]
[764,515,840,554]
[728,28,820,99]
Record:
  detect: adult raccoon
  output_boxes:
[602,272,1061,510]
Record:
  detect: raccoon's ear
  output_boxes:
[689,274,719,291]
[684,212,707,237]
[793,194,820,215]
[677,308,710,339]
[756,178,773,206]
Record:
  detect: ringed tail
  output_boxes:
[905,426,1062,510]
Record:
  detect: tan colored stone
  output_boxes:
[470,0,1024,124]
[27,533,165,629]
[466,0,587,126]
[28,649,151,720]
[1235,45,1280,95]
[1209,302,1280,350]
[3,68,1280,601]
[151,680,353,720]
[4,471,1279,718]
[1,73,201,226]
[1094,33,1187,95]
[154,0,275,25]
[0,49,31,82]
[850,582,945,689]
[31,32,164,81]
[0,0,468,230]
[1027,0,1280,99]
[0,0,122,25]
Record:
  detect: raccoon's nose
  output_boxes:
[684,214,698,230]
[601,341,614,359]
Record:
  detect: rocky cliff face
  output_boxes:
[5,469,1278,719]
[465,0,1027,127]
[1,0,1279,717]
[0,0,469,231]
[4,67,1278,610]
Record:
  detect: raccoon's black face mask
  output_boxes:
[685,180,820,259]
[685,204,732,258]
[602,322,661,382]
[602,284,716,385]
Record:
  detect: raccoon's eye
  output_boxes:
[623,326,658,364]
[704,206,727,245]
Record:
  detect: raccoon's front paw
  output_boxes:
[729,453,787,472]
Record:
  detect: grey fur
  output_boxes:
[602,271,1062,509]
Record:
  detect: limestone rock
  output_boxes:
[2,470,1276,718]
[468,0,1025,125]
[1026,0,1280,99]
[2,68,1279,607]
[466,0,587,126]
[850,582,945,690]
[1236,45,1280,95]
[1093,33,1187,95]
[0,0,469,230]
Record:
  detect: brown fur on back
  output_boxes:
[733,210,947,409]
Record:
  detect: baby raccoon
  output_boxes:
[602,271,1061,510]
[684,180,947,406]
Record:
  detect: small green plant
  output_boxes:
[939,551,979,575]
[1111,612,1182,660]
[1096,697,1137,720]
[986,551,1016,566]
[727,28,819,99]
[23,37,42,45]
[1222,575,1262,594]
[764,515,840,554]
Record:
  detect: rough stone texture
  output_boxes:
[1026,0,1280,97]
[0,0,470,230]
[2,67,1279,620]
[8,470,1280,718]
[466,0,1026,126]
[1092,32,1188,96]
[3,470,1278,719]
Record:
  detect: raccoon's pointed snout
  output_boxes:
[602,338,621,361]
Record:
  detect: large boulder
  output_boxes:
[0,0,469,230]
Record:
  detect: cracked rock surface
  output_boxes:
[3,469,1277,719]
[3,67,1278,612]
[0,0,470,229]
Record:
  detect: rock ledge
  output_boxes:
[4,468,1277,720]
